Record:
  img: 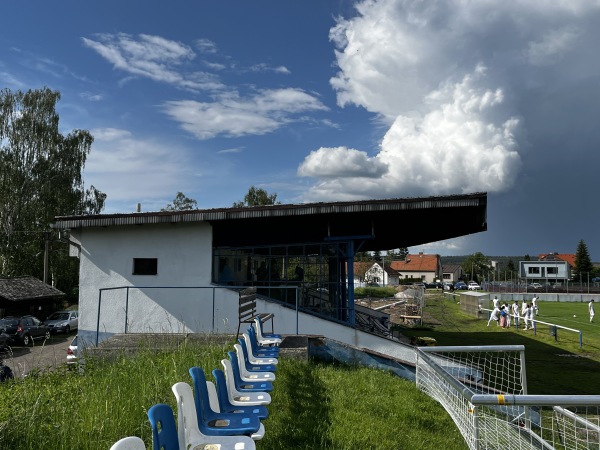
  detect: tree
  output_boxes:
[233,186,280,207]
[573,239,594,281]
[501,259,517,280]
[0,87,105,290]
[162,192,198,211]
[461,252,492,282]
[354,251,372,262]
[397,247,409,260]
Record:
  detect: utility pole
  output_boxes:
[43,231,50,284]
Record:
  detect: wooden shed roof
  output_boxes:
[0,277,65,302]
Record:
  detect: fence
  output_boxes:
[416,345,600,449]
[95,285,301,346]
[480,308,583,348]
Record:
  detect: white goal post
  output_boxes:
[416,345,600,450]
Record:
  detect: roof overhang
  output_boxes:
[53,193,487,252]
[0,276,65,302]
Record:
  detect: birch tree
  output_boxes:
[0,87,105,284]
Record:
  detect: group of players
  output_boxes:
[486,295,596,328]
[486,295,539,329]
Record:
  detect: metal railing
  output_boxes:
[95,284,368,346]
[416,345,600,450]
[480,308,583,348]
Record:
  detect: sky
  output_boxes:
[2,0,600,259]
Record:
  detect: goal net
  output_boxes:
[416,345,600,450]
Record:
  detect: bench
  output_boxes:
[398,315,423,326]
[237,287,274,339]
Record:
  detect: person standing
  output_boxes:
[499,305,507,328]
[512,301,520,329]
[521,300,528,318]
[590,299,595,323]
[532,295,539,315]
[524,303,534,330]
[492,296,499,309]
[504,303,512,328]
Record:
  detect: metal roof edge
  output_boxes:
[53,192,487,229]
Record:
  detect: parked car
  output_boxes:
[592,277,600,283]
[528,283,543,290]
[45,310,78,334]
[468,281,482,291]
[413,282,426,289]
[66,335,78,366]
[454,281,467,290]
[0,315,50,346]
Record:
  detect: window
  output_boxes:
[547,267,558,275]
[133,258,158,275]
[528,267,540,275]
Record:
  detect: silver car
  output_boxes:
[66,335,78,365]
[45,310,78,334]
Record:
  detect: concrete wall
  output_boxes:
[492,293,597,303]
[70,221,419,369]
[256,297,417,366]
[71,222,242,347]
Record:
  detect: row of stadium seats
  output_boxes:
[109,317,282,450]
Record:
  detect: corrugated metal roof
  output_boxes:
[53,193,486,230]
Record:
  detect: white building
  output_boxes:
[53,194,487,350]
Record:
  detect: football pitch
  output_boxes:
[403,294,600,395]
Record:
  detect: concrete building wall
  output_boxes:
[397,271,436,283]
[68,222,419,367]
[71,223,241,346]
[257,298,416,365]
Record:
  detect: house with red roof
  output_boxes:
[389,252,442,283]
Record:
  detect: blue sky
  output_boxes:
[2,0,600,259]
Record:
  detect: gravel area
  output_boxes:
[1,332,75,378]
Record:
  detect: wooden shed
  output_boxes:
[0,276,65,319]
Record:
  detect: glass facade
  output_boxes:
[213,241,352,322]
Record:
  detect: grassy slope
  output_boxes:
[0,338,468,450]
[2,293,596,448]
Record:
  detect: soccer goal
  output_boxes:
[416,345,600,449]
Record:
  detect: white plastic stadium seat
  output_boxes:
[171,381,256,450]
[221,359,271,406]
[109,436,146,450]
[234,344,276,382]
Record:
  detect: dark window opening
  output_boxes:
[133,258,158,275]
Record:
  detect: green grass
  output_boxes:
[0,337,468,450]
[398,294,600,395]
[2,295,598,449]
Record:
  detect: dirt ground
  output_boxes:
[1,332,75,378]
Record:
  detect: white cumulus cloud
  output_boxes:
[298,147,388,178]
[300,0,600,202]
